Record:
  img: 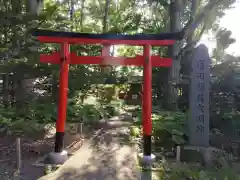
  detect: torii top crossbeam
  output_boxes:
[32,29,184,67]
[32,29,184,45]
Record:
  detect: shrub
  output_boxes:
[0,97,123,135]
[133,108,187,148]
[157,164,239,180]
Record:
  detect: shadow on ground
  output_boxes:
[45,114,139,180]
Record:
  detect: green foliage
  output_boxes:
[130,125,141,137]
[0,97,123,135]
[97,85,117,104]
[156,163,239,180]
[212,28,236,62]
[133,108,187,146]
[222,110,240,134]
[222,111,240,121]
[0,104,46,135]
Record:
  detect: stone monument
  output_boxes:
[189,44,210,147]
[178,44,212,165]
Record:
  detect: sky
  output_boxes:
[201,0,240,56]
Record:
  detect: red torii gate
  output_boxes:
[32,29,183,162]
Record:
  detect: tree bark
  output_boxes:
[183,0,197,110]
[11,0,21,49]
[11,0,24,111]
[102,0,110,33]
[80,0,86,32]
[2,74,9,107]
[26,0,43,15]
[101,0,112,75]
[52,74,58,103]
[69,0,74,31]
[163,0,181,110]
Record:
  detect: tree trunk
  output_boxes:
[80,0,86,32]
[80,95,85,104]
[101,0,112,75]
[52,74,58,103]
[163,0,181,110]
[102,0,110,33]
[15,77,25,114]
[2,74,9,107]
[11,0,24,111]
[26,0,43,15]
[69,0,74,31]
[184,0,197,110]
[11,0,21,49]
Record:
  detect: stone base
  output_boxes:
[44,150,68,165]
[138,153,156,167]
[177,145,233,168]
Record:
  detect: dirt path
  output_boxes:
[38,114,140,180]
